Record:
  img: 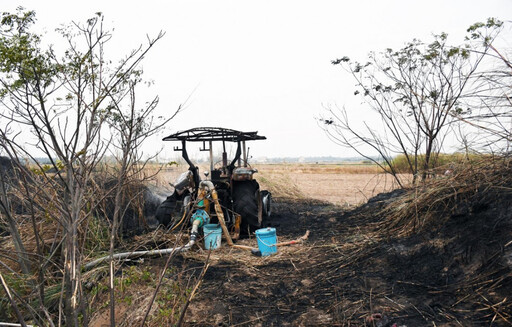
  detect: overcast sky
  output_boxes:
[4,0,512,159]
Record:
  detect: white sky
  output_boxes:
[4,0,512,160]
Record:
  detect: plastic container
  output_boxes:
[203,224,222,250]
[255,227,277,256]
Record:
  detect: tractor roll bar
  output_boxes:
[162,127,266,142]
[180,140,200,191]
[163,127,266,180]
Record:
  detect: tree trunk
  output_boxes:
[0,179,31,275]
[422,137,434,181]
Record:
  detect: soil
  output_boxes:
[89,187,512,326]
[285,172,405,206]
[173,189,511,326]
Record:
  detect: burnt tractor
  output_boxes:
[155,127,272,235]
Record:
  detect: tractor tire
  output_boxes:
[232,181,261,234]
[155,190,187,227]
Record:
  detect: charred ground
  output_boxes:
[177,183,511,326]
[93,192,510,326]
[84,160,512,326]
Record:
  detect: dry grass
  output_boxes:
[380,157,512,234]
[10,158,505,326]
[367,157,512,323]
[88,158,512,326]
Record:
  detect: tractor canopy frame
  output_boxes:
[163,127,266,189]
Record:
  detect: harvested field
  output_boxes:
[257,163,406,205]
[157,163,406,206]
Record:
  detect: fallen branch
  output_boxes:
[84,246,187,271]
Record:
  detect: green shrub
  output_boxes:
[390,152,487,174]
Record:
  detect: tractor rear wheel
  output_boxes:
[232,181,261,234]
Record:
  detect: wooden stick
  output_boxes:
[276,230,310,247]
[211,190,234,246]
[176,250,211,326]
[231,244,255,250]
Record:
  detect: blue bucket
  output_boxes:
[255,227,277,256]
[203,224,222,250]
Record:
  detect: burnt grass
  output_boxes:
[172,187,512,327]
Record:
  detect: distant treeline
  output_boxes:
[252,156,380,164]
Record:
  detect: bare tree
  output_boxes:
[0,10,166,326]
[103,78,181,327]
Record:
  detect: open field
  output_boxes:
[256,163,405,206]
[156,162,406,206]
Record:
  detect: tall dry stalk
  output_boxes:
[105,80,181,326]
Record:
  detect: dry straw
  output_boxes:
[379,156,512,235]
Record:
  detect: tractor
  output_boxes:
[155,127,272,235]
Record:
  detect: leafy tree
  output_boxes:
[0,8,168,326]
[324,23,502,184]
[456,19,511,147]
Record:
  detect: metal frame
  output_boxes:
[163,127,266,143]
[162,127,266,191]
